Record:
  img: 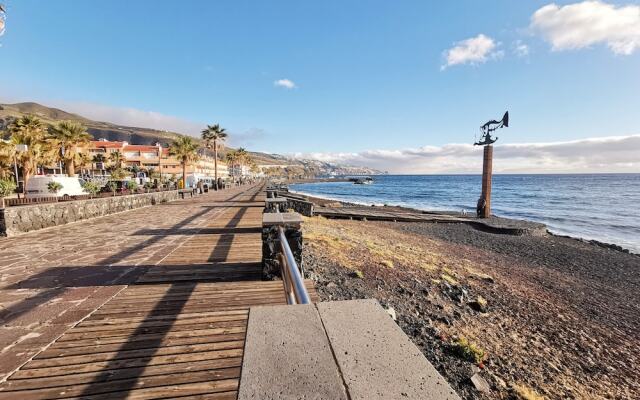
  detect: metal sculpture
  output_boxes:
[474,111,508,218]
[475,111,508,146]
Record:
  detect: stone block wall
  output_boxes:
[262,225,304,280]
[0,190,180,236]
[285,197,314,217]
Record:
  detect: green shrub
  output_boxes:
[105,181,118,193]
[82,180,101,196]
[126,180,138,191]
[0,179,17,198]
[450,336,485,363]
[110,168,128,180]
[47,181,63,194]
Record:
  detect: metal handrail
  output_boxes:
[277,225,311,305]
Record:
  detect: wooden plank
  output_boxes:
[0,359,242,391]
[11,349,243,379]
[0,185,322,400]
[0,369,240,399]
[47,327,247,350]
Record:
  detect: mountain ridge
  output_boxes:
[0,102,383,175]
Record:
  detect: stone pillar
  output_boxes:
[262,212,304,280]
[480,145,493,218]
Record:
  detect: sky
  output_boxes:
[0,1,639,173]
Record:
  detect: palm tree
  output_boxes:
[108,151,125,170]
[225,148,253,178]
[236,147,250,175]
[7,115,51,191]
[225,149,239,178]
[0,139,16,180]
[201,124,228,184]
[93,153,107,175]
[47,121,92,177]
[77,152,92,176]
[169,136,200,188]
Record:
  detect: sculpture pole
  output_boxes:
[480,145,493,218]
[475,111,507,219]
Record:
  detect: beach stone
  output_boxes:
[470,373,491,394]
[469,295,488,312]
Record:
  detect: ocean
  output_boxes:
[290,174,640,253]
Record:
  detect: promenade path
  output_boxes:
[0,183,316,399]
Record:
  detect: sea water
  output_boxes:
[290,174,640,253]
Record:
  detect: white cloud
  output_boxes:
[0,94,205,136]
[293,135,640,174]
[441,34,502,70]
[227,128,269,148]
[514,40,530,57]
[55,101,205,135]
[274,79,297,89]
[531,1,640,55]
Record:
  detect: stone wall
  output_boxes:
[261,225,304,280]
[285,197,314,217]
[0,190,180,236]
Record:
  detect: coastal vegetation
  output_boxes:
[201,124,227,182]
[169,136,200,188]
[47,120,92,177]
[5,115,50,190]
[225,147,252,177]
[46,181,63,194]
[0,178,16,208]
[81,180,101,197]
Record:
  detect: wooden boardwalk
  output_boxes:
[0,184,318,399]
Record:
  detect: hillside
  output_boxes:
[0,102,184,146]
[0,102,382,175]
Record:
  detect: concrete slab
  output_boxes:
[262,212,302,229]
[238,304,348,400]
[317,299,461,400]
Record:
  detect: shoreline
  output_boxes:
[289,185,638,256]
[300,201,640,399]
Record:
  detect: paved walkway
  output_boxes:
[0,184,317,399]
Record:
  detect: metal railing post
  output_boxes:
[277,225,311,305]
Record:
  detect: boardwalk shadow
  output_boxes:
[0,186,259,329]
[0,184,265,397]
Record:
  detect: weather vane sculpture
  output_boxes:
[475,111,509,219]
[474,111,508,146]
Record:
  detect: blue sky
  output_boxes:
[1,1,639,172]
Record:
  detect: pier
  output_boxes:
[0,183,458,399]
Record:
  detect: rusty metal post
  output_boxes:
[481,145,493,218]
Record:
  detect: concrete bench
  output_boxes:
[239,299,460,400]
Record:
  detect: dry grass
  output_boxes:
[450,336,486,363]
[512,384,545,400]
[303,216,450,275]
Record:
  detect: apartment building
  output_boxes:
[87,139,228,178]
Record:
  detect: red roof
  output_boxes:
[91,141,125,149]
[124,144,161,152]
